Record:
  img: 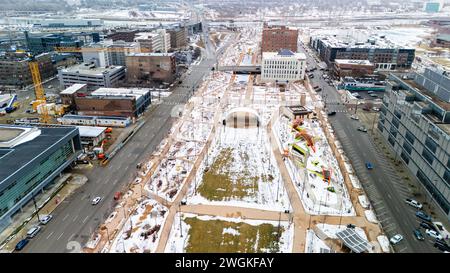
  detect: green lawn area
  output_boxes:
[184,217,283,253]
[197,147,267,201]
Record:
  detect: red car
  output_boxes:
[114,192,121,200]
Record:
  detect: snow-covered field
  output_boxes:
[165,213,293,253]
[186,126,291,212]
[109,199,168,253]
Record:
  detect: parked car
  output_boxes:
[357,126,368,132]
[434,241,450,252]
[435,238,449,248]
[350,115,359,120]
[413,229,425,241]
[405,198,423,209]
[26,226,41,239]
[327,111,336,116]
[114,192,121,201]
[315,88,322,92]
[365,162,373,169]
[420,221,436,231]
[15,239,29,251]
[370,94,378,98]
[92,196,102,205]
[426,229,442,240]
[390,234,403,245]
[416,211,432,222]
[39,215,53,225]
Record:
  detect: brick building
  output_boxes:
[333,59,376,78]
[261,24,298,53]
[125,53,176,83]
[0,52,56,88]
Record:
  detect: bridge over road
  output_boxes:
[217,65,261,74]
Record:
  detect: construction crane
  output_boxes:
[28,54,50,123]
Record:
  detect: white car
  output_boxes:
[26,226,42,239]
[405,198,423,209]
[91,196,102,205]
[426,229,442,240]
[390,234,403,245]
[350,115,359,120]
[39,215,53,225]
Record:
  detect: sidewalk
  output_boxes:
[0,174,87,252]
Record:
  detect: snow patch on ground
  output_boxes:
[358,195,370,209]
[365,210,378,224]
[305,229,331,253]
[377,235,390,253]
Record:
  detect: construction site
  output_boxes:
[85,26,388,254]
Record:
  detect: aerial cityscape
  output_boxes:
[0,0,450,257]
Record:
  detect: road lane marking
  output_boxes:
[68,233,75,242]
[46,231,54,240]
[73,215,78,222]
[57,232,64,241]
[387,194,392,200]
[82,216,89,224]
[62,214,69,222]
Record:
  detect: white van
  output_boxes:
[27,226,41,239]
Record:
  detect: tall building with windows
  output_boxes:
[134,29,171,53]
[310,35,415,71]
[262,24,298,53]
[378,68,450,220]
[0,125,82,232]
[58,63,125,90]
[261,49,306,83]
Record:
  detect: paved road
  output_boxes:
[300,43,438,253]
[23,16,231,253]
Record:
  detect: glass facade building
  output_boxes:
[0,125,82,233]
[378,69,450,221]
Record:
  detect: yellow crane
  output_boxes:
[28,55,50,123]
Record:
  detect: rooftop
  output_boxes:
[314,34,412,50]
[134,32,160,40]
[126,52,174,57]
[335,59,374,66]
[437,34,450,42]
[0,125,77,181]
[263,51,306,60]
[91,88,150,100]
[77,126,106,138]
[60,84,87,95]
[404,79,450,111]
[60,63,124,76]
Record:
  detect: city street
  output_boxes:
[22,17,227,253]
[301,42,439,253]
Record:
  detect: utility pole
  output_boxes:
[32,195,40,221]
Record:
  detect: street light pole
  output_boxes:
[32,195,40,221]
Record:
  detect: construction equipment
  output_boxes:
[28,55,50,123]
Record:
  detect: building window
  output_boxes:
[403,142,412,155]
[388,135,395,147]
[392,117,400,129]
[422,148,434,165]
[444,170,450,186]
[394,109,402,119]
[405,130,415,144]
[401,151,410,164]
[425,137,437,154]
